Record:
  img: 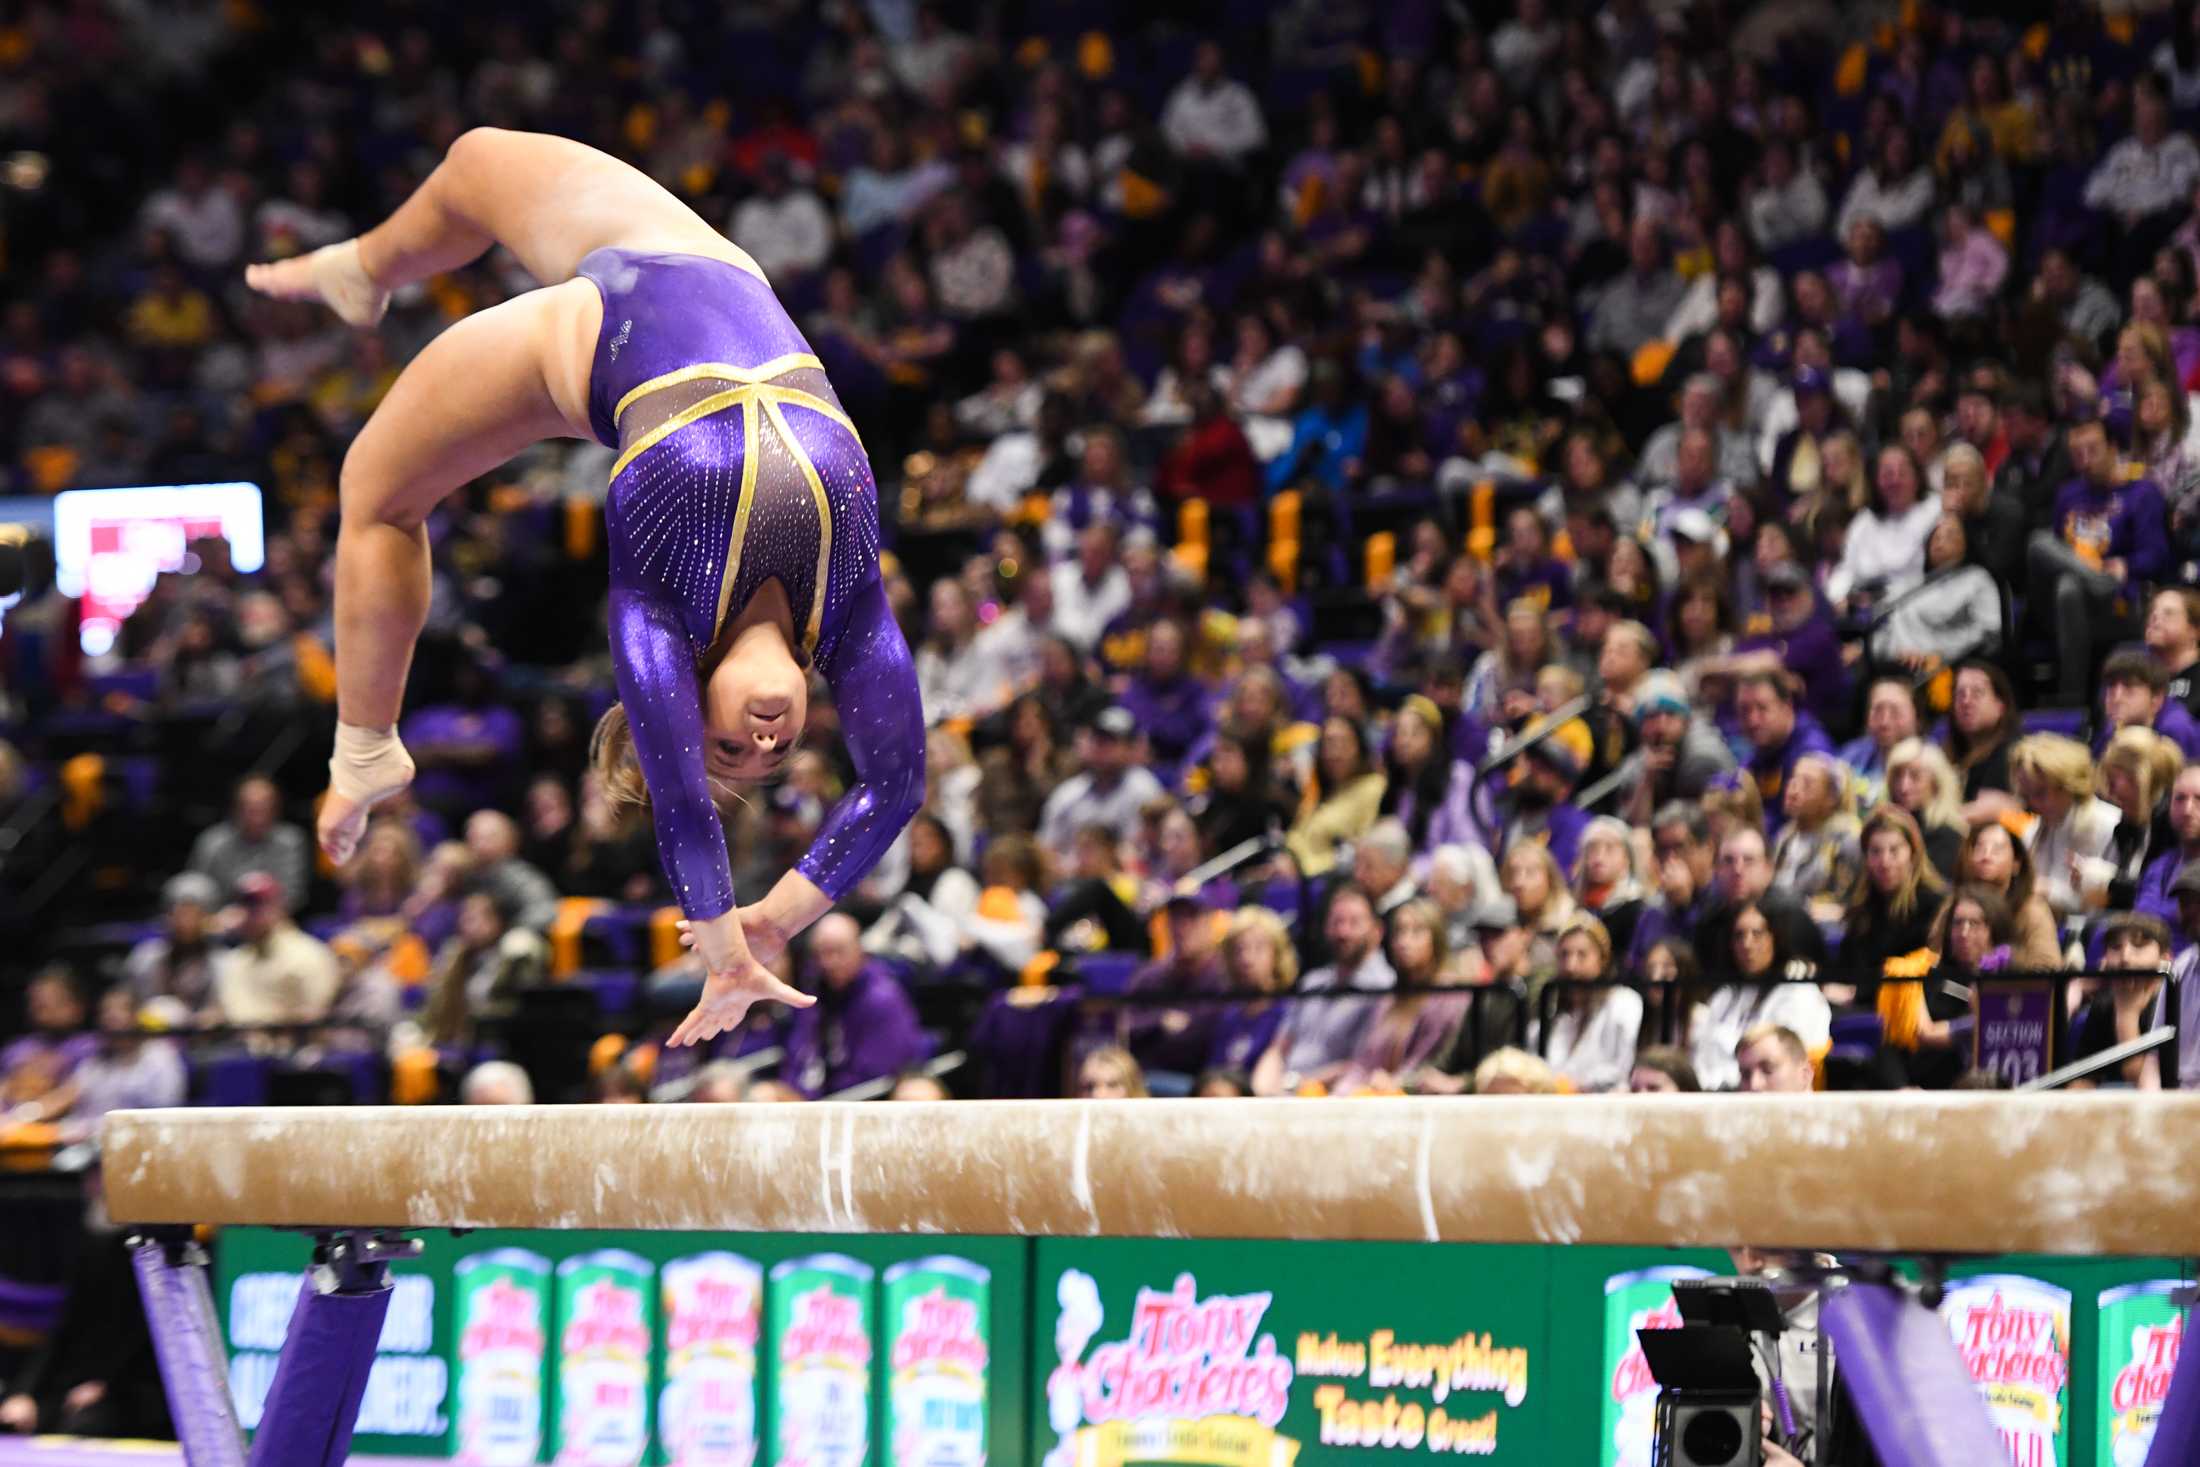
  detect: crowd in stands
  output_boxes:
[11,0,2200,1130]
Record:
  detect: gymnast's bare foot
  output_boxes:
[244,240,389,328]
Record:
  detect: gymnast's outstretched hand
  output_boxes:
[668,907,814,1048]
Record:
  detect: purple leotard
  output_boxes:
[578,248,922,920]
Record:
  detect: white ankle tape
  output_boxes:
[329,722,414,804]
[311,240,390,328]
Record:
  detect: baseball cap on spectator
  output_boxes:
[235,871,283,907]
[1518,715,1590,784]
[1092,706,1138,740]
[1792,365,1830,399]
[164,871,220,910]
[1631,671,1692,726]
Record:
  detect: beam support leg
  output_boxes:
[130,1234,246,1467]
[2143,1287,2200,1467]
[1818,1279,2005,1467]
[244,1231,415,1467]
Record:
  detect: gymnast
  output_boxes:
[244,128,923,1048]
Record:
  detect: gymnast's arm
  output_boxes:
[608,585,738,923]
[747,576,928,953]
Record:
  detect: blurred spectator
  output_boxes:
[1772,755,1861,917]
[1737,672,1835,831]
[2030,416,2168,706]
[2011,734,2122,919]
[1947,659,2024,811]
[1843,805,1949,989]
[463,810,560,932]
[187,774,309,911]
[1,968,96,1126]
[2146,589,2200,719]
[0,1228,168,1439]
[1629,1046,1702,1093]
[2095,651,2200,761]
[1207,908,1295,1076]
[62,990,188,1132]
[1285,716,1387,877]
[782,914,932,1097]
[460,1060,534,1105]
[1735,1024,1817,1093]
[123,873,221,1014]
[212,873,339,1029]
[139,156,243,271]
[1077,1045,1149,1099]
[1161,43,1267,169]
[1121,895,1229,1078]
[1590,217,1685,358]
[421,891,547,1048]
[1252,882,1394,1095]
[1885,737,1968,881]
[689,1063,752,1103]
[1039,707,1165,851]
[1471,1047,1563,1095]
[1536,914,1642,1094]
[1050,524,1133,654]
[731,154,832,284]
[404,660,528,817]
[1698,827,1830,987]
[1329,899,1469,1096]
[2070,912,2176,1089]
[1954,817,2066,971]
[888,1071,951,1101]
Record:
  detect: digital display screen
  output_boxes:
[51,482,265,655]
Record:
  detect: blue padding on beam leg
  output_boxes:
[244,1270,391,1467]
[130,1242,245,1467]
[2144,1302,2200,1467]
[1819,1282,2005,1467]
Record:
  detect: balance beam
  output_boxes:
[102,1091,2200,1255]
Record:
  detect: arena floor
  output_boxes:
[0,1443,438,1466]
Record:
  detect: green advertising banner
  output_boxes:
[214,1229,1026,1467]
[2096,1280,2186,1467]
[215,1228,2189,1467]
[1029,1237,1549,1466]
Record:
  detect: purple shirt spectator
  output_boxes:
[1747,711,1837,833]
[783,916,934,1098]
[1207,1001,1287,1074]
[1736,603,1852,734]
[1119,671,1213,768]
[2049,474,2170,597]
[1121,947,1230,1074]
[401,701,528,813]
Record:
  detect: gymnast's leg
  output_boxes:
[316,289,585,861]
[246,126,741,312]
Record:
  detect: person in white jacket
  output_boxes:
[2010,734,2121,921]
[1827,443,1942,611]
[1535,915,1643,1094]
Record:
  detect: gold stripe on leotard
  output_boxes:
[761,395,835,660]
[612,353,827,427]
[609,384,747,481]
[712,399,761,643]
[755,386,864,451]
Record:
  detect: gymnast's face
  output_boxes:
[705,659,809,786]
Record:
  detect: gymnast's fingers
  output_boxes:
[760,973,816,1009]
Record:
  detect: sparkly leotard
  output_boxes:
[577,248,922,920]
